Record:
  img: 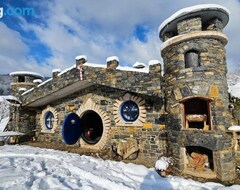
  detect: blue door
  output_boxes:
[62,113,82,145]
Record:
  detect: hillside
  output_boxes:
[0,74,11,95]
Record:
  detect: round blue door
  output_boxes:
[62,113,81,145]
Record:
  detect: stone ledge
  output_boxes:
[161,31,228,53]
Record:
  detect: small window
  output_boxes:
[185,50,200,68]
[44,111,54,129]
[18,76,25,82]
[120,100,139,122]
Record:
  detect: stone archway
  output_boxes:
[76,98,110,150]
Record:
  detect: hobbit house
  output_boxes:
[7,4,240,183]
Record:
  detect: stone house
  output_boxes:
[7,4,240,183]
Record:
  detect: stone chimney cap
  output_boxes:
[106,56,119,63]
[52,69,61,73]
[75,55,87,61]
[148,60,161,66]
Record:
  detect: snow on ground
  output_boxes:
[0,145,239,190]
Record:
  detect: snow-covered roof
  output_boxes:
[37,78,53,87]
[75,55,87,61]
[106,56,119,63]
[148,60,161,66]
[0,95,20,103]
[58,64,76,76]
[117,66,149,73]
[159,4,229,41]
[9,71,44,79]
[22,88,34,96]
[133,62,147,69]
[84,63,107,68]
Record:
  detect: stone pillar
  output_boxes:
[214,150,236,182]
[177,17,202,35]
[106,56,119,69]
[148,60,161,73]
[52,69,61,78]
[75,55,87,68]
[206,18,224,31]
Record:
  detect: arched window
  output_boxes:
[185,50,200,68]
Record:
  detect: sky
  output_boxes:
[0,0,240,76]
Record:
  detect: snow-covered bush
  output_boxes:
[155,156,173,177]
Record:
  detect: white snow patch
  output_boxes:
[149,60,161,66]
[106,56,119,63]
[228,82,240,98]
[0,131,24,137]
[84,62,107,68]
[228,126,240,131]
[160,34,184,51]
[158,4,230,35]
[18,88,27,91]
[155,157,172,171]
[21,88,34,95]
[37,78,53,87]
[57,64,76,76]
[117,65,149,73]
[133,62,147,69]
[75,55,87,61]
[33,79,42,84]
[52,69,61,73]
[0,145,238,190]
[9,71,44,79]
[0,97,10,134]
[0,95,20,102]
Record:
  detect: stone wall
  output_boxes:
[30,85,167,164]
[177,17,202,35]
[161,29,236,181]
[162,37,231,131]
[20,62,162,106]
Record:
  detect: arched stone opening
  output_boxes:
[180,97,212,130]
[76,98,110,150]
[81,110,103,145]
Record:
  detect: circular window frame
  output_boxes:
[114,93,146,126]
[120,100,139,122]
[40,106,58,133]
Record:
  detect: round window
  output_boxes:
[45,111,54,129]
[120,100,139,122]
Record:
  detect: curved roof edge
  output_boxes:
[9,71,44,79]
[159,4,230,41]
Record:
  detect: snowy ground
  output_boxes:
[0,145,239,190]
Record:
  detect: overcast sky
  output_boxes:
[0,0,239,76]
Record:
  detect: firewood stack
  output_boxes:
[187,152,208,172]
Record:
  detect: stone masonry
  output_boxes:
[7,4,240,183]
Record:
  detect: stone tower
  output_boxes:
[10,71,44,96]
[159,5,236,182]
